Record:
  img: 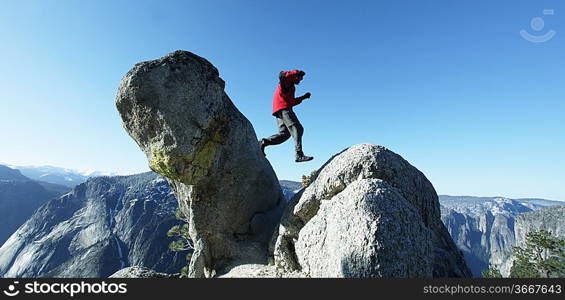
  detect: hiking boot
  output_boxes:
[295,153,314,163]
[259,139,267,156]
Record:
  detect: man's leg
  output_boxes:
[279,109,313,162]
[260,113,291,155]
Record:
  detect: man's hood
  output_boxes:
[282,69,304,84]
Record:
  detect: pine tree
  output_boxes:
[301,170,318,188]
[167,209,193,277]
[482,264,503,278]
[509,230,565,278]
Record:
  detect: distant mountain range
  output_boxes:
[3,164,118,187]
[0,165,70,245]
[0,172,187,278]
[0,173,301,278]
[279,180,302,201]
[1,172,563,278]
[439,195,564,277]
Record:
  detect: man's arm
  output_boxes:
[295,92,311,102]
[279,71,290,92]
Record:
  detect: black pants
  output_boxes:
[264,109,304,154]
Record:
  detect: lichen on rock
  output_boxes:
[147,116,228,186]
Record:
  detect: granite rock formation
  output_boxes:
[116,50,285,277]
[273,144,471,277]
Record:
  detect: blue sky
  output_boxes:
[1,0,564,200]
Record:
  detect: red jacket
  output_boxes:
[272,69,304,115]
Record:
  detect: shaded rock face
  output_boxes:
[273,144,471,277]
[116,50,284,278]
[0,172,186,278]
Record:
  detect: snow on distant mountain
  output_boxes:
[5,165,118,188]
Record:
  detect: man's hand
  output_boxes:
[303,92,311,99]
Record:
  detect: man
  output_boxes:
[259,69,314,162]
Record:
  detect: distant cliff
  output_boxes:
[279,180,302,201]
[0,165,68,245]
[515,205,565,239]
[0,172,186,277]
[440,195,563,277]
[500,205,565,276]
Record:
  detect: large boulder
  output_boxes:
[116,50,285,277]
[295,179,433,277]
[273,144,471,277]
